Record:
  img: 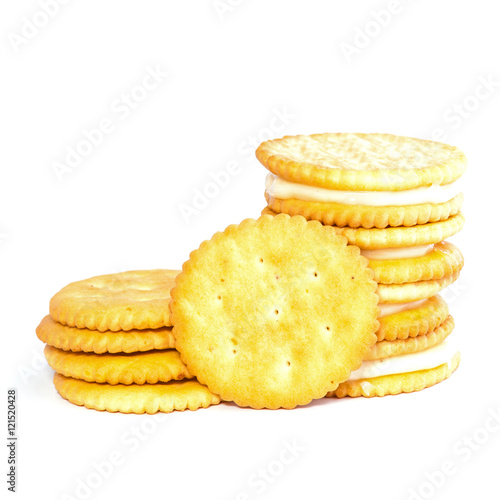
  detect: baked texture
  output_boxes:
[256,133,467,191]
[36,315,175,353]
[366,316,453,360]
[377,295,449,341]
[53,374,220,414]
[266,192,463,229]
[328,352,460,398]
[170,214,379,409]
[377,272,460,303]
[368,241,464,284]
[44,345,192,384]
[49,269,180,331]
[262,208,465,250]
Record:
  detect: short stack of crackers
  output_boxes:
[36,270,220,413]
[36,132,466,412]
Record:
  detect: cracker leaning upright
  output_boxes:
[170,214,380,410]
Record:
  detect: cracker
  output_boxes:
[44,345,192,384]
[53,374,220,414]
[266,191,463,229]
[256,133,467,191]
[36,315,175,353]
[50,269,179,332]
[377,272,460,303]
[170,214,379,409]
[377,295,449,341]
[367,316,453,360]
[262,208,465,250]
[369,241,464,284]
[329,352,460,398]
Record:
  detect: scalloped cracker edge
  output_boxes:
[36,315,175,353]
[53,373,220,414]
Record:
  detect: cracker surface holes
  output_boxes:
[169,214,379,409]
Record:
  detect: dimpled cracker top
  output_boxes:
[256,133,467,191]
[50,269,180,332]
[170,215,380,409]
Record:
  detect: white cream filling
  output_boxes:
[361,245,434,260]
[348,339,458,381]
[265,173,462,206]
[378,299,427,318]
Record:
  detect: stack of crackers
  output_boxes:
[36,270,220,413]
[257,133,465,398]
[36,132,466,412]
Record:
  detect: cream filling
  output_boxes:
[265,173,462,206]
[348,339,458,381]
[361,245,434,260]
[378,299,426,318]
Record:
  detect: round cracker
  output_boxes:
[49,269,180,332]
[377,295,449,341]
[266,192,463,229]
[367,316,454,360]
[170,214,379,409]
[36,315,175,353]
[262,208,465,250]
[377,272,460,303]
[256,133,467,191]
[53,374,220,414]
[368,241,464,284]
[44,345,192,384]
[328,352,460,398]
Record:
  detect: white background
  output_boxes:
[1,1,499,499]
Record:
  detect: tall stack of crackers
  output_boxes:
[257,133,465,398]
[36,270,220,413]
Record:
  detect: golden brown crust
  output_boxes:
[367,316,453,360]
[49,269,179,332]
[369,241,464,284]
[44,346,192,384]
[53,374,220,414]
[170,214,379,409]
[256,133,467,191]
[329,352,460,398]
[36,315,175,353]
[262,208,465,250]
[266,192,463,229]
[377,272,460,303]
[377,295,449,341]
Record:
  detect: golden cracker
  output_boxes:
[377,295,449,341]
[377,272,460,303]
[44,345,192,384]
[329,352,460,398]
[367,316,454,360]
[50,269,179,332]
[368,241,464,284]
[262,208,465,250]
[36,315,175,353]
[170,214,379,409]
[53,373,220,414]
[266,191,463,229]
[256,133,466,191]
